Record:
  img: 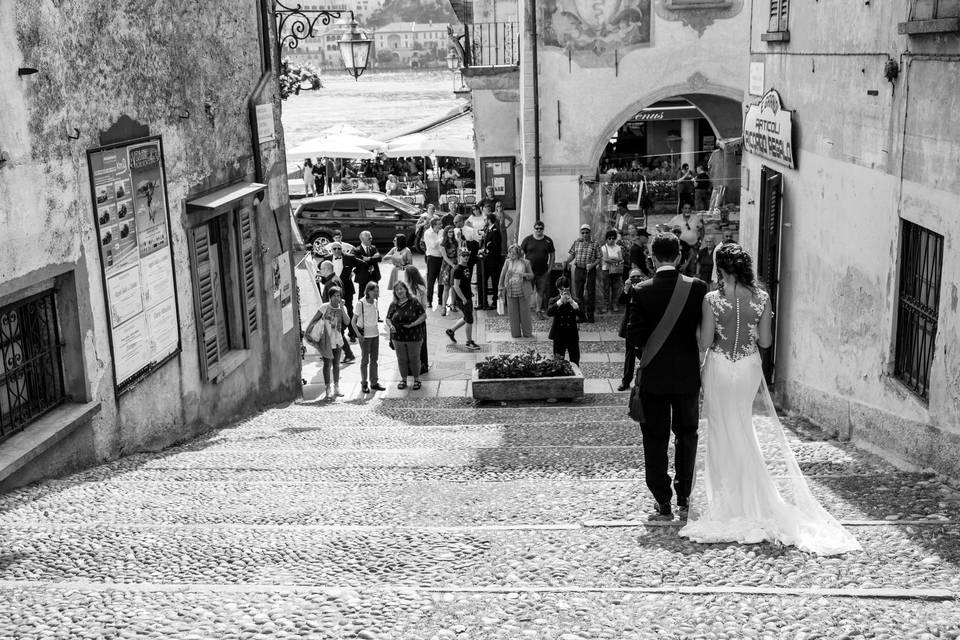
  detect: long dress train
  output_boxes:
[679,289,860,556]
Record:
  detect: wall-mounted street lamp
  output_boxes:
[273,1,372,80]
[445,48,466,93]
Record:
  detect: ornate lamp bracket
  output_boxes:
[274,1,353,50]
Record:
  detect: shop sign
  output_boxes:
[636,111,665,121]
[743,90,795,169]
[87,136,181,393]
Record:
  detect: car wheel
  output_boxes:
[308,231,332,246]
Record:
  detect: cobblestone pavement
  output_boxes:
[1,259,959,638]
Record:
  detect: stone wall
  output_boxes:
[740,0,960,479]
[0,0,301,487]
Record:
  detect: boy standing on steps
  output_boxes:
[445,250,481,351]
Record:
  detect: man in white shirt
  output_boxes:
[423,217,445,309]
[665,203,704,276]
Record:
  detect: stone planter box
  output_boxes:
[471,364,584,402]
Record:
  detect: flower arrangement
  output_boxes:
[476,350,575,379]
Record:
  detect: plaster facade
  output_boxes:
[740,1,960,479]
[464,0,750,251]
[0,1,301,489]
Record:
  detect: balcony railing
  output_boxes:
[465,22,519,67]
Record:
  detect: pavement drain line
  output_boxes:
[0,580,952,601]
[2,521,955,532]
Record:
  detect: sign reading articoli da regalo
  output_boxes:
[743,90,795,169]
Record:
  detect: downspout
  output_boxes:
[529,0,542,222]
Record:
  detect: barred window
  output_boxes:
[894,221,943,400]
[0,290,66,442]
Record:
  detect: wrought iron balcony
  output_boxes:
[463,22,519,68]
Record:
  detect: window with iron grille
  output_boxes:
[898,0,960,34]
[894,220,943,400]
[0,290,66,443]
[761,0,790,41]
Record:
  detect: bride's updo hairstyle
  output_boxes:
[715,243,759,292]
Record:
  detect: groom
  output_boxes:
[627,233,707,519]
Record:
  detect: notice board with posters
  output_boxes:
[87,136,181,393]
[479,156,516,209]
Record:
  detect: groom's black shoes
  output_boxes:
[648,502,674,521]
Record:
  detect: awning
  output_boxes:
[187,182,267,213]
[381,110,475,158]
[384,105,472,142]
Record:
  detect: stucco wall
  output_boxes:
[741,1,960,479]
[1,0,301,483]
[513,0,750,249]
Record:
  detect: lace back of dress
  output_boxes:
[710,287,766,362]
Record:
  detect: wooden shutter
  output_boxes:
[190,224,222,382]
[237,205,259,342]
[769,0,789,32]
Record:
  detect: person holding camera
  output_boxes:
[547,276,587,366]
[617,268,647,391]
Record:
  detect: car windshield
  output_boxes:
[380,196,419,215]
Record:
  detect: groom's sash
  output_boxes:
[628,275,694,423]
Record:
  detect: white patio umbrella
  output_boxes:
[286,135,380,162]
[382,131,474,158]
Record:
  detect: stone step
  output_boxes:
[57,447,896,489]
[1,525,957,594]
[1,586,955,640]
[3,476,955,526]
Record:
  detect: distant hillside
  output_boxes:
[366,0,459,28]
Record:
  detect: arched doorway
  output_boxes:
[578,91,743,275]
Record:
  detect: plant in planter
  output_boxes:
[476,350,574,379]
[472,350,583,401]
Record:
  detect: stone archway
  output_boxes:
[587,83,744,171]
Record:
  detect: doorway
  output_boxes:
[757,165,783,385]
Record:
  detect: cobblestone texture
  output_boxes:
[0,393,958,638]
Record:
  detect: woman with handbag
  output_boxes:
[600,229,625,313]
[384,281,427,390]
[352,281,386,394]
[497,244,535,338]
[402,265,431,375]
[304,286,351,401]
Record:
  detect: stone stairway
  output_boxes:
[0,395,958,639]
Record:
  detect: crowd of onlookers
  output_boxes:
[300,156,476,199]
[302,180,719,401]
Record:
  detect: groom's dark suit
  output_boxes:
[627,267,707,510]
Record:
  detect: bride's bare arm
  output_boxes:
[698,296,715,352]
[757,295,773,348]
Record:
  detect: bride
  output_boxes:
[679,243,860,555]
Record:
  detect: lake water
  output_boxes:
[280,69,466,148]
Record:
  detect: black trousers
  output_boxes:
[621,340,636,386]
[425,255,444,307]
[484,254,503,305]
[639,391,699,507]
[552,337,580,365]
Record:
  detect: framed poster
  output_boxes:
[87,136,181,393]
[479,156,517,209]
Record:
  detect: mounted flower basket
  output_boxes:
[472,350,584,402]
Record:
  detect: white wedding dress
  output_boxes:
[679,289,861,555]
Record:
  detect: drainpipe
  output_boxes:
[529,0,542,222]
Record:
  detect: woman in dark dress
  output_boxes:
[385,281,427,390]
